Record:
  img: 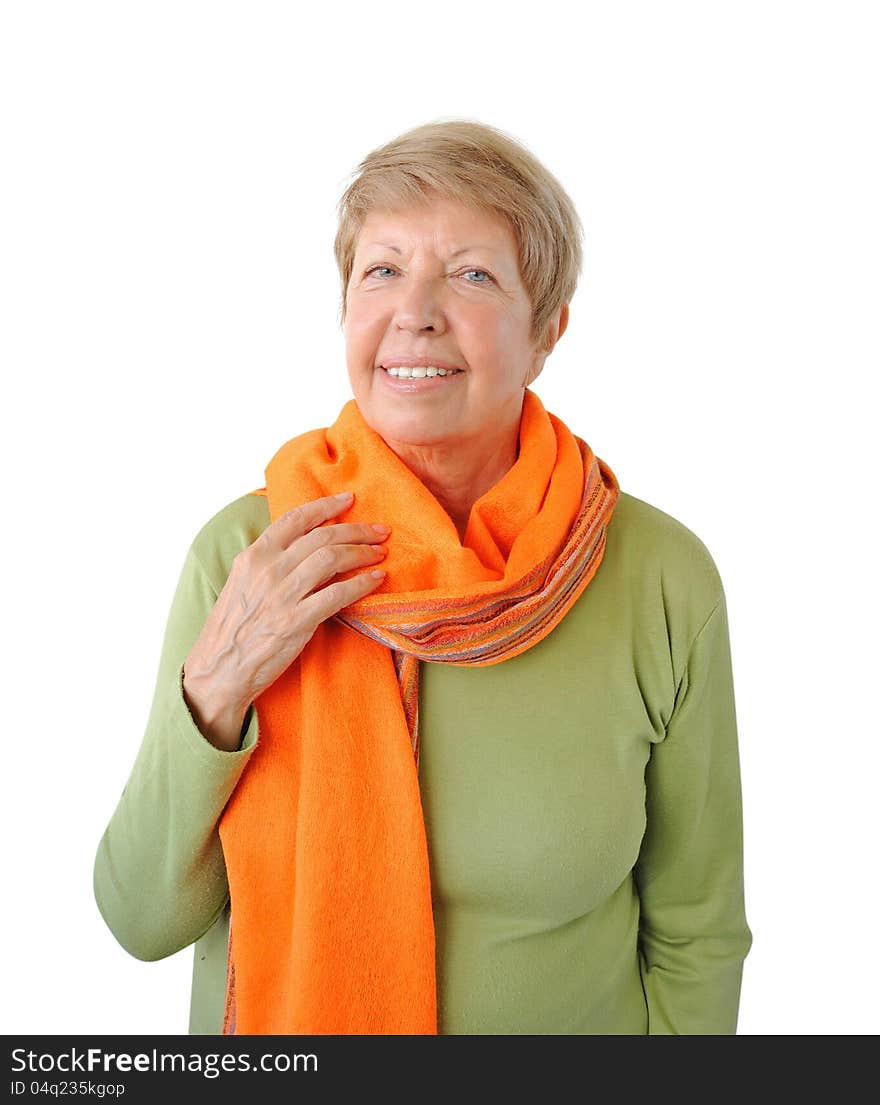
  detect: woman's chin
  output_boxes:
[362,405,463,451]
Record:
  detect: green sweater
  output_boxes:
[93,487,751,1035]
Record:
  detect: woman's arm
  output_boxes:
[634,590,753,1034]
[93,490,391,962]
[93,535,259,962]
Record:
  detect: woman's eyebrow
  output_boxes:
[367,242,403,254]
[365,242,496,258]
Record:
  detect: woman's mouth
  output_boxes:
[379,364,465,391]
[383,365,463,378]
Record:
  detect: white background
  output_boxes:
[2,1,877,1036]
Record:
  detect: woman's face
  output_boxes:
[344,197,555,454]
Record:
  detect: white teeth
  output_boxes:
[385,365,461,378]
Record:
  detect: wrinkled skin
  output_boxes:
[183,493,388,750]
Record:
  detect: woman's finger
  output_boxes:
[282,521,391,573]
[287,541,388,601]
[297,567,387,633]
[261,492,356,554]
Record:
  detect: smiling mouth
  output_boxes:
[380,365,464,378]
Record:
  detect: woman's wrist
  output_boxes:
[182,665,250,752]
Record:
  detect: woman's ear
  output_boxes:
[537,303,570,353]
[525,305,570,388]
[547,303,570,349]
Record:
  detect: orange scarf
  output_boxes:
[217,389,620,1034]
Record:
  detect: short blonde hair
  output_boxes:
[333,118,583,348]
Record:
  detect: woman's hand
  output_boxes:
[182,491,389,751]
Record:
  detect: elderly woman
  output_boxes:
[94,119,752,1035]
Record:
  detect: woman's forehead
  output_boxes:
[354,201,517,259]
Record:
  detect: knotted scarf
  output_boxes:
[217,388,620,1034]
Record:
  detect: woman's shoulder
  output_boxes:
[187,490,271,593]
[606,490,726,616]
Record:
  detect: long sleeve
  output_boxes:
[93,539,259,962]
[633,590,752,1034]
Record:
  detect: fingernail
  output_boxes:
[371,524,391,534]
[335,491,354,501]
[369,569,386,579]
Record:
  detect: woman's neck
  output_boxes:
[387,423,520,542]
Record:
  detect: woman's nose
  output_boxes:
[393,276,445,333]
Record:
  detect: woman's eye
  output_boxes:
[364,266,493,284]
